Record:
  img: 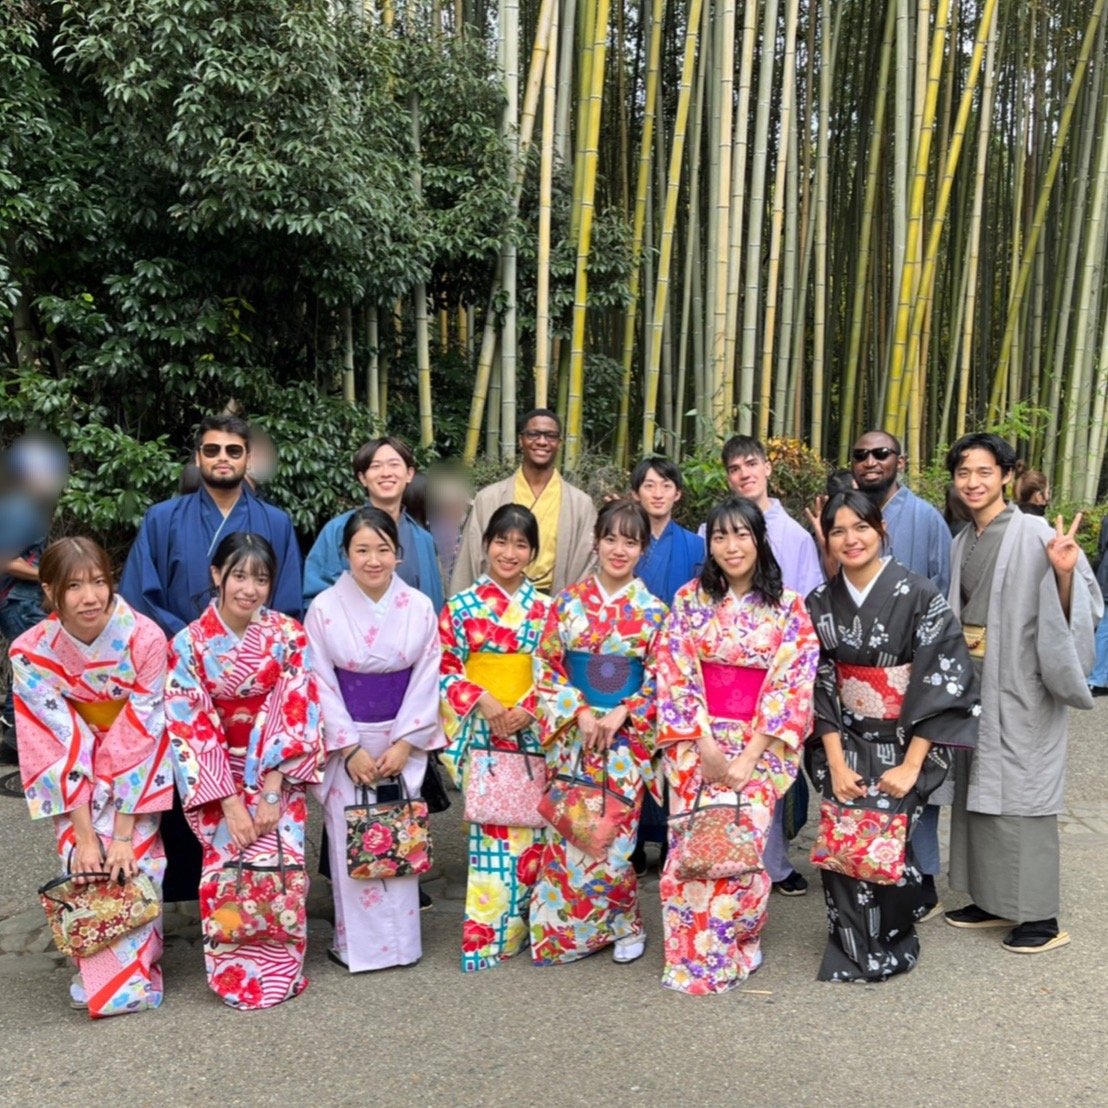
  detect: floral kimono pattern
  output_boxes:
[652,583,818,995]
[529,577,667,964]
[165,603,324,1010]
[440,576,550,972]
[11,598,173,1018]
[806,562,979,981]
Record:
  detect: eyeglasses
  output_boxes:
[852,447,898,462]
[521,430,561,442]
[200,443,246,459]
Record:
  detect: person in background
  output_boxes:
[1012,463,1049,517]
[245,427,278,497]
[11,537,173,1016]
[1088,514,1108,697]
[165,533,324,1009]
[178,461,202,496]
[450,410,596,596]
[402,471,429,530]
[427,467,472,586]
[944,485,973,537]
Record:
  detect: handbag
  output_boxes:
[38,864,161,959]
[809,797,909,885]
[344,777,433,881]
[669,784,763,881]
[464,738,547,828]
[205,831,307,945]
[421,753,452,814]
[538,750,634,860]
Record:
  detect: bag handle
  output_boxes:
[235,824,288,894]
[359,776,416,819]
[686,780,747,832]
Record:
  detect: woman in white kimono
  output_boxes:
[305,506,445,972]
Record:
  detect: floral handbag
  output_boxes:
[669,784,763,881]
[38,870,161,959]
[538,750,634,860]
[464,738,547,828]
[205,832,307,946]
[809,798,909,885]
[345,777,433,881]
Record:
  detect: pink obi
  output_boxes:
[701,662,768,722]
[835,662,911,720]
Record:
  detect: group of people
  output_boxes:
[3,409,1101,1017]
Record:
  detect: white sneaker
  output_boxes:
[69,974,88,1010]
[613,931,646,964]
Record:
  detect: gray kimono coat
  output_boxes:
[947,508,1102,817]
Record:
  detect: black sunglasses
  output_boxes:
[852,447,898,462]
[199,443,246,459]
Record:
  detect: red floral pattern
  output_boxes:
[810,800,909,885]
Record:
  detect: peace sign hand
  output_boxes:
[1047,513,1083,577]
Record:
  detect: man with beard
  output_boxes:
[850,430,950,594]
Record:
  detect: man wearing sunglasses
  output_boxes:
[450,408,596,595]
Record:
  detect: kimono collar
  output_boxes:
[478,573,530,606]
[54,594,127,653]
[349,570,399,614]
[843,556,891,608]
[593,575,635,606]
[207,598,267,640]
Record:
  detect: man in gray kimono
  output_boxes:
[944,432,1101,953]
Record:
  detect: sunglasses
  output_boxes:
[199,443,246,459]
[521,430,561,442]
[852,447,898,462]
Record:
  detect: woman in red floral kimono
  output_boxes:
[652,497,819,994]
[165,533,324,1009]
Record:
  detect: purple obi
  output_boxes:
[564,650,645,710]
[701,662,768,722]
[335,667,413,724]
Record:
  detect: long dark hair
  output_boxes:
[699,497,783,605]
[819,491,890,560]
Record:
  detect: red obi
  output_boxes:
[212,693,269,755]
[701,662,768,722]
[835,662,911,721]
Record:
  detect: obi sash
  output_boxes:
[334,667,413,724]
[213,693,268,755]
[71,699,126,731]
[701,663,767,722]
[564,650,644,710]
[835,662,911,721]
[465,653,532,707]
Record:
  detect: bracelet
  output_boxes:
[111,835,133,843]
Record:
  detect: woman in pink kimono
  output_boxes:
[165,532,324,1010]
[11,538,173,1017]
[304,507,445,972]
[653,497,819,994]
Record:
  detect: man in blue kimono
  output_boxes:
[630,456,704,606]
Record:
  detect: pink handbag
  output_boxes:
[464,738,547,828]
[537,750,635,860]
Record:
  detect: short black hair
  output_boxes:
[630,456,684,493]
[517,408,562,436]
[825,468,856,496]
[352,437,416,479]
[195,415,251,452]
[945,432,1016,477]
[595,498,650,547]
[700,497,783,606]
[342,506,402,556]
[721,434,767,468]
[483,503,540,557]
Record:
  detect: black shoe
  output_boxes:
[1001,919,1070,953]
[772,870,809,896]
[0,744,18,766]
[944,903,1013,929]
[1091,685,1108,697]
[419,888,433,911]
[630,844,647,878]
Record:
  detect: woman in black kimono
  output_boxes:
[805,491,979,982]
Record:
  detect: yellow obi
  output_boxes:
[465,653,533,707]
[71,699,126,730]
[514,467,561,592]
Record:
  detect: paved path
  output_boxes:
[1,705,1106,1107]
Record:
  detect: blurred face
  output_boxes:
[49,570,112,642]
[710,517,758,591]
[597,528,643,584]
[725,453,771,507]
[851,432,903,500]
[518,416,561,470]
[952,448,1009,519]
[825,507,884,572]
[347,526,398,598]
[211,557,271,623]
[358,445,415,505]
[633,468,682,522]
[197,432,249,490]
[486,530,533,590]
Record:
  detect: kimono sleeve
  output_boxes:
[532,597,588,747]
[751,592,818,752]
[118,515,186,637]
[11,636,95,819]
[302,517,346,608]
[391,599,446,751]
[805,584,844,741]
[438,597,486,741]
[96,618,175,814]
[620,602,668,745]
[651,586,713,748]
[1035,554,1101,709]
[303,598,362,755]
[164,628,237,809]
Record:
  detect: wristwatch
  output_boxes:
[262,791,281,805]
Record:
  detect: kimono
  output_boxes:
[11,598,173,1018]
[439,576,550,972]
[806,561,979,982]
[882,485,952,595]
[530,577,668,964]
[652,582,818,995]
[165,604,324,1009]
[304,573,444,972]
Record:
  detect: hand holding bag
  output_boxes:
[809,795,909,885]
[538,749,634,860]
[205,831,307,945]
[345,777,433,880]
[464,737,547,828]
[669,783,763,881]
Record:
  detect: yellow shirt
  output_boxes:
[513,467,562,592]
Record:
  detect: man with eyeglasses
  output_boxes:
[450,408,596,595]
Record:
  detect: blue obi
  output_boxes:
[564,650,644,710]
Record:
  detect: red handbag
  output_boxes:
[538,750,634,860]
[810,798,909,885]
[669,784,762,881]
